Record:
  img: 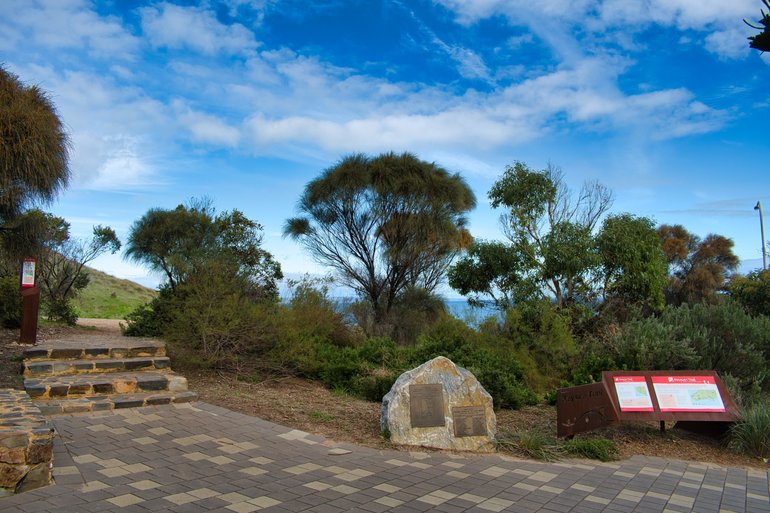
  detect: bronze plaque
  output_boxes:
[556,382,614,438]
[452,406,486,437]
[409,384,445,428]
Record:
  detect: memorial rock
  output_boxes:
[380,356,496,452]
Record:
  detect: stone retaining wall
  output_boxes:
[0,389,54,496]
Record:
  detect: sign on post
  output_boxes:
[21,258,35,288]
[556,370,739,438]
[19,258,40,344]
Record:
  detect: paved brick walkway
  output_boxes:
[1,402,768,513]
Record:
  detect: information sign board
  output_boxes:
[21,258,35,288]
[612,376,653,412]
[556,370,739,438]
[651,375,726,412]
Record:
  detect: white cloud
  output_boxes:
[70,134,158,191]
[0,0,140,58]
[140,2,259,55]
[173,101,241,148]
[435,0,758,60]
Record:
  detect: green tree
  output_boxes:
[449,161,612,309]
[448,240,527,309]
[728,269,770,317]
[657,224,739,305]
[597,214,667,311]
[125,199,282,298]
[285,152,475,323]
[35,213,121,324]
[0,66,69,222]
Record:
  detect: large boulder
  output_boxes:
[380,356,496,452]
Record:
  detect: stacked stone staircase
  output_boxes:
[22,337,197,414]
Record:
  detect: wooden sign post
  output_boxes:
[19,258,39,345]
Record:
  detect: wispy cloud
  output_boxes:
[140,2,260,55]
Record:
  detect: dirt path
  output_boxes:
[76,318,123,333]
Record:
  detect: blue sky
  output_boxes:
[2,0,769,294]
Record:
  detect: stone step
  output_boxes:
[34,391,198,415]
[23,356,171,377]
[23,338,165,361]
[24,371,188,400]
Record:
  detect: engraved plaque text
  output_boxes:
[452,406,486,437]
[410,384,445,428]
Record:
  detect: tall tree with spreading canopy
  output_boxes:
[449,161,612,309]
[285,152,475,322]
[657,224,739,305]
[0,66,70,223]
[1,66,70,272]
[125,199,282,299]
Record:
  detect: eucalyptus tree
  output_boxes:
[285,152,476,322]
[449,161,612,309]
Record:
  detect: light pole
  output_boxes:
[755,201,767,270]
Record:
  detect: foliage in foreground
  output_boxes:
[563,437,619,462]
[729,401,770,461]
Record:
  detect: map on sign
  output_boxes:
[651,376,726,412]
[612,376,654,412]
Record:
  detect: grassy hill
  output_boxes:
[74,267,157,319]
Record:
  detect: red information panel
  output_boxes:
[651,375,726,412]
[612,376,653,412]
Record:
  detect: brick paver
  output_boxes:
[0,402,767,512]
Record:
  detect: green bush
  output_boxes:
[577,302,770,395]
[43,297,78,326]
[658,302,770,392]
[611,316,699,371]
[563,437,618,462]
[0,275,22,328]
[496,429,562,461]
[499,300,576,392]
[728,401,770,460]
[352,369,398,402]
[163,267,279,371]
[409,318,538,409]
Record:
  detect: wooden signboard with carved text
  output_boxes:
[557,370,739,438]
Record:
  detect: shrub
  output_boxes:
[410,318,538,409]
[352,368,398,402]
[122,301,163,337]
[659,302,770,392]
[163,267,279,371]
[563,438,618,462]
[0,275,22,328]
[728,269,770,318]
[496,429,562,461]
[123,285,176,337]
[499,300,576,392]
[728,401,770,460]
[43,297,78,326]
[611,316,700,371]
